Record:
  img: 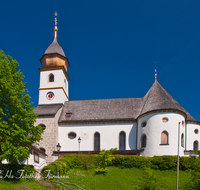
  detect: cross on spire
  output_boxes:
[154,62,157,79]
[54,11,58,39]
[54,11,58,26]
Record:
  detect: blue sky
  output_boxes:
[1,1,200,121]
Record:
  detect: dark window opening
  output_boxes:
[194,140,199,151]
[68,132,76,139]
[49,74,54,82]
[94,132,100,151]
[119,131,126,150]
[40,148,46,153]
[181,133,184,148]
[141,134,147,148]
[34,152,39,163]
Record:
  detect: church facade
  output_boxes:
[34,22,200,165]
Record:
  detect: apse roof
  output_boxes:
[34,80,198,123]
[139,79,196,121]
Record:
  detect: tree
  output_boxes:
[0,50,43,167]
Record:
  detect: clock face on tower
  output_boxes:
[46,92,54,100]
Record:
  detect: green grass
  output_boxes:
[0,167,192,190]
[56,167,191,190]
[0,180,49,190]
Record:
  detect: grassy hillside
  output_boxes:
[0,180,49,190]
[0,167,192,190]
[55,167,191,190]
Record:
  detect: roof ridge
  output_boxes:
[138,81,154,117]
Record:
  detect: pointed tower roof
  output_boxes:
[40,12,70,71]
[44,12,65,57]
[140,79,196,122]
[44,37,66,57]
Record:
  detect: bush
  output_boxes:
[121,156,152,168]
[112,155,124,167]
[95,148,116,173]
[179,156,196,171]
[59,154,81,168]
[183,158,200,190]
[152,156,177,170]
[79,154,95,169]
[41,162,57,177]
[138,168,158,190]
[1,164,34,180]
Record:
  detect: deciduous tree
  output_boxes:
[0,50,43,167]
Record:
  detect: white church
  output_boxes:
[33,15,200,165]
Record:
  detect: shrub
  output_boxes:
[1,164,34,180]
[183,158,200,190]
[122,156,152,168]
[138,168,158,190]
[59,154,81,168]
[152,156,177,170]
[95,148,117,173]
[179,156,195,171]
[41,162,57,177]
[79,154,95,169]
[112,155,124,167]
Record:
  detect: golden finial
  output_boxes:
[54,11,58,38]
[154,62,157,79]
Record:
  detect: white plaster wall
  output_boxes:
[39,70,68,94]
[58,123,137,151]
[138,112,185,157]
[186,123,200,151]
[39,88,67,104]
[2,152,47,170]
[27,151,47,170]
[38,69,69,105]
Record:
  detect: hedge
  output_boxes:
[1,164,34,180]
[41,154,199,176]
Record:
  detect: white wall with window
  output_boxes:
[138,112,185,157]
[186,123,200,151]
[59,123,137,151]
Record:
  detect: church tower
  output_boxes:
[38,12,70,105]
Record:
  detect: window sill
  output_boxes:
[159,144,169,146]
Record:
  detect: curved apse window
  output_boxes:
[142,121,147,128]
[68,132,77,139]
[162,117,169,123]
[194,129,199,134]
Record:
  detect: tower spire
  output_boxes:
[54,11,58,39]
[154,62,157,80]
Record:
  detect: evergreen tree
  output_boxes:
[0,50,43,166]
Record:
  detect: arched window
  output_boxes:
[141,134,147,148]
[49,74,54,82]
[181,133,184,148]
[94,132,100,151]
[161,131,168,145]
[193,140,199,151]
[119,131,126,150]
[40,147,46,153]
